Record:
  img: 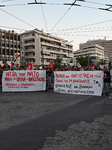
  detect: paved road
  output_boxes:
[0,93,112,150]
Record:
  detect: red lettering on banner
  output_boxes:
[71,73,93,78]
[19,73,25,76]
[56,79,63,82]
[6,72,11,76]
[83,73,93,78]
[69,79,90,84]
[71,74,78,78]
[17,77,26,82]
[28,77,45,82]
[12,72,17,77]
[56,74,65,78]
[27,71,39,77]
[65,76,69,78]
[5,77,12,81]
[95,75,101,78]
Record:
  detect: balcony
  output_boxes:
[24,42,35,47]
[41,62,50,65]
[24,49,35,52]
[41,42,73,51]
[68,53,73,57]
[62,58,68,61]
[42,55,56,59]
[42,48,72,56]
[23,36,34,40]
[24,55,35,59]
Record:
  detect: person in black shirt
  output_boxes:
[47,68,53,89]
[102,67,110,96]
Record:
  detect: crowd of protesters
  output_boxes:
[0,63,111,95]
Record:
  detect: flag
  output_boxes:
[27,63,34,70]
[49,61,54,72]
[11,62,13,67]
[91,62,94,70]
[14,53,20,68]
[76,63,81,68]
[100,65,104,69]
[11,61,18,70]
[11,65,19,70]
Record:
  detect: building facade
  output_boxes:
[0,29,20,65]
[80,39,112,63]
[21,29,73,66]
[74,44,105,66]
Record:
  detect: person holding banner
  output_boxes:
[47,68,53,89]
[102,67,110,96]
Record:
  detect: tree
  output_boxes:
[100,59,106,65]
[54,54,62,64]
[76,55,88,67]
[53,62,62,70]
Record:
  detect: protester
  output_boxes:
[19,66,25,70]
[47,68,53,89]
[88,66,92,71]
[3,65,8,71]
[102,67,110,96]
[0,65,2,85]
[42,66,48,91]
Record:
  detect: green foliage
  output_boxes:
[21,60,28,69]
[100,59,106,65]
[76,55,88,67]
[54,55,62,64]
[53,62,62,70]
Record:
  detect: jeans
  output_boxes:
[103,82,109,93]
[48,76,53,88]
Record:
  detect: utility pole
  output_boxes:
[42,48,44,67]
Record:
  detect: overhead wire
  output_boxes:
[0,8,37,29]
[40,0,48,32]
[0,0,14,2]
[0,0,112,34]
[0,25,27,31]
[51,19,112,33]
[49,2,76,32]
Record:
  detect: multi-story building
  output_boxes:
[74,44,105,66]
[21,29,73,66]
[0,29,20,65]
[80,39,112,63]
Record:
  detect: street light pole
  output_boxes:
[42,48,44,67]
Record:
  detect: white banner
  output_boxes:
[54,71,104,96]
[2,70,46,92]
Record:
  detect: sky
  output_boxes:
[0,0,112,50]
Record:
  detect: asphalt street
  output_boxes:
[0,89,112,150]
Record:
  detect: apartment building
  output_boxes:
[21,29,73,66]
[74,44,105,66]
[0,29,20,65]
[80,39,112,63]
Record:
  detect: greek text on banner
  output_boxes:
[2,70,46,92]
[54,71,103,96]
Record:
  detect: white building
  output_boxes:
[21,29,74,66]
[80,39,112,63]
[74,44,105,66]
[0,29,20,65]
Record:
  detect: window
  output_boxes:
[11,50,13,55]
[7,49,9,55]
[2,49,5,55]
